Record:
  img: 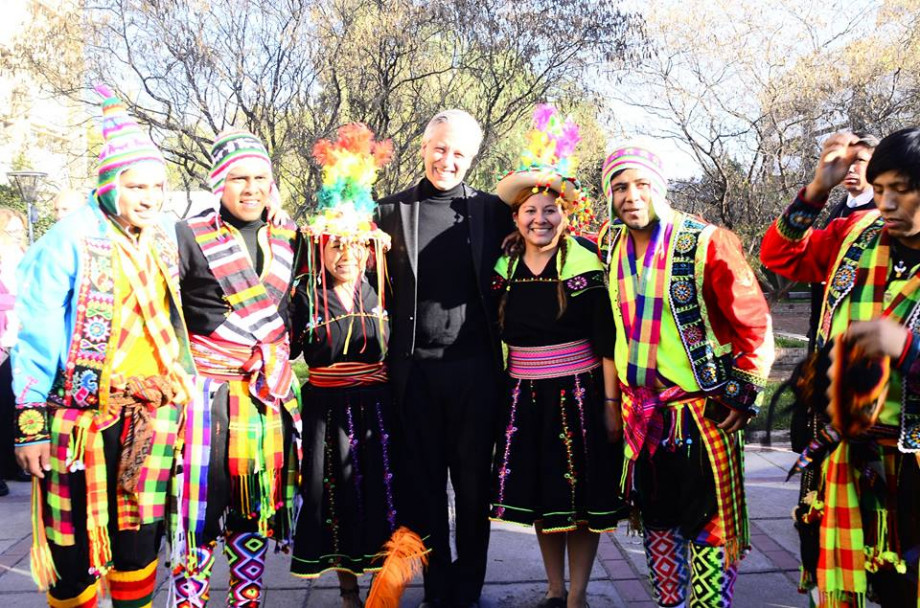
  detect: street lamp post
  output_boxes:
[6,171,47,245]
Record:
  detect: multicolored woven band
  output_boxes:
[601,144,666,203]
[307,362,388,388]
[209,130,272,198]
[507,339,600,380]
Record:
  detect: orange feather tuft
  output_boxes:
[365,527,429,608]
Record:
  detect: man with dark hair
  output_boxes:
[601,142,774,608]
[12,86,196,608]
[376,109,510,608]
[170,130,301,608]
[761,128,920,607]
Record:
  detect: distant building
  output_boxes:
[0,1,91,195]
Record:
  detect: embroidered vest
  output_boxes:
[48,227,186,410]
[608,212,732,392]
[492,236,606,297]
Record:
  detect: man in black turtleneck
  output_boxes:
[377,110,511,608]
[172,131,301,606]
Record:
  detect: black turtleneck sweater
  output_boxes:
[414,179,488,359]
[176,207,288,336]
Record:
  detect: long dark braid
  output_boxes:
[554,230,570,320]
[497,232,525,331]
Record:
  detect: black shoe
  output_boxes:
[0,479,9,497]
[535,596,566,608]
[13,470,31,482]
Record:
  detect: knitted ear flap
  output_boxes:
[826,337,889,438]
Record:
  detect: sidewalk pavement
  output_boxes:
[0,446,818,607]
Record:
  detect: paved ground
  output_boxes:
[0,446,822,607]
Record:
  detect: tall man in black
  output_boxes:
[377,109,510,608]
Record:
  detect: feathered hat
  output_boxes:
[301,123,393,345]
[303,123,393,247]
[94,84,166,216]
[495,104,594,230]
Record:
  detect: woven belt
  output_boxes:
[507,339,600,380]
[308,361,388,388]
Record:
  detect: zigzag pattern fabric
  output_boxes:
[645,527,690,607]
[689,544,738,608]
[107,559,158,608]
[171,542,216,608]
[225,532,267,608]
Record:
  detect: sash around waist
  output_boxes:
[308,361,389,388]
[507,339,600,380]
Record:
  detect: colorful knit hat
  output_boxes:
[209,130,273,198]
[495,104,594,232]
[304,123,392,246]
[601,143,667,203]
[95,84,166,216]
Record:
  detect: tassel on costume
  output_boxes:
[30,476,60,590]
[366,527,429,608]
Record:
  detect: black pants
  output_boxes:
[0,359,18,478]
[400,356,499,605]
[45,416,162,600]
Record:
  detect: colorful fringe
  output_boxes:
[817,442,866,607]
[689,544,738,608]
[225,532,267,608]
[687,401,749,565]
[47,582,98,608]
[171,542,216,608]
[107,559,157,608]
[644,527,690,607]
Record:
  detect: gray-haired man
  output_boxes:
[376,110,510,608]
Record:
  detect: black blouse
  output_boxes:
[498,251,615,358]
[291,277,388,367]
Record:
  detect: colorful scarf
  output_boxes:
[614,221,675,460]
[817,442,866,607]
[186,211,296,409]
[615,220,674,387]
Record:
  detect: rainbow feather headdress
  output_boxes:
[495,104,594,231]
[304,123,393,247]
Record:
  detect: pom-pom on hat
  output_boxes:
[303,123,393,247]
[601,143,667,204]
[94,84,166,216]
[209,130,273,199]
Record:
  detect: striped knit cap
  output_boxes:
[209,130,273,198]
[601,143,667,203]
[95,84,166,216]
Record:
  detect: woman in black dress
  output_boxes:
[490,106,627,608]
[289,124,398,608]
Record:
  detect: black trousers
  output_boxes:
[45,416,162,600]
[0,359,18,478]
[400,356,499,605]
